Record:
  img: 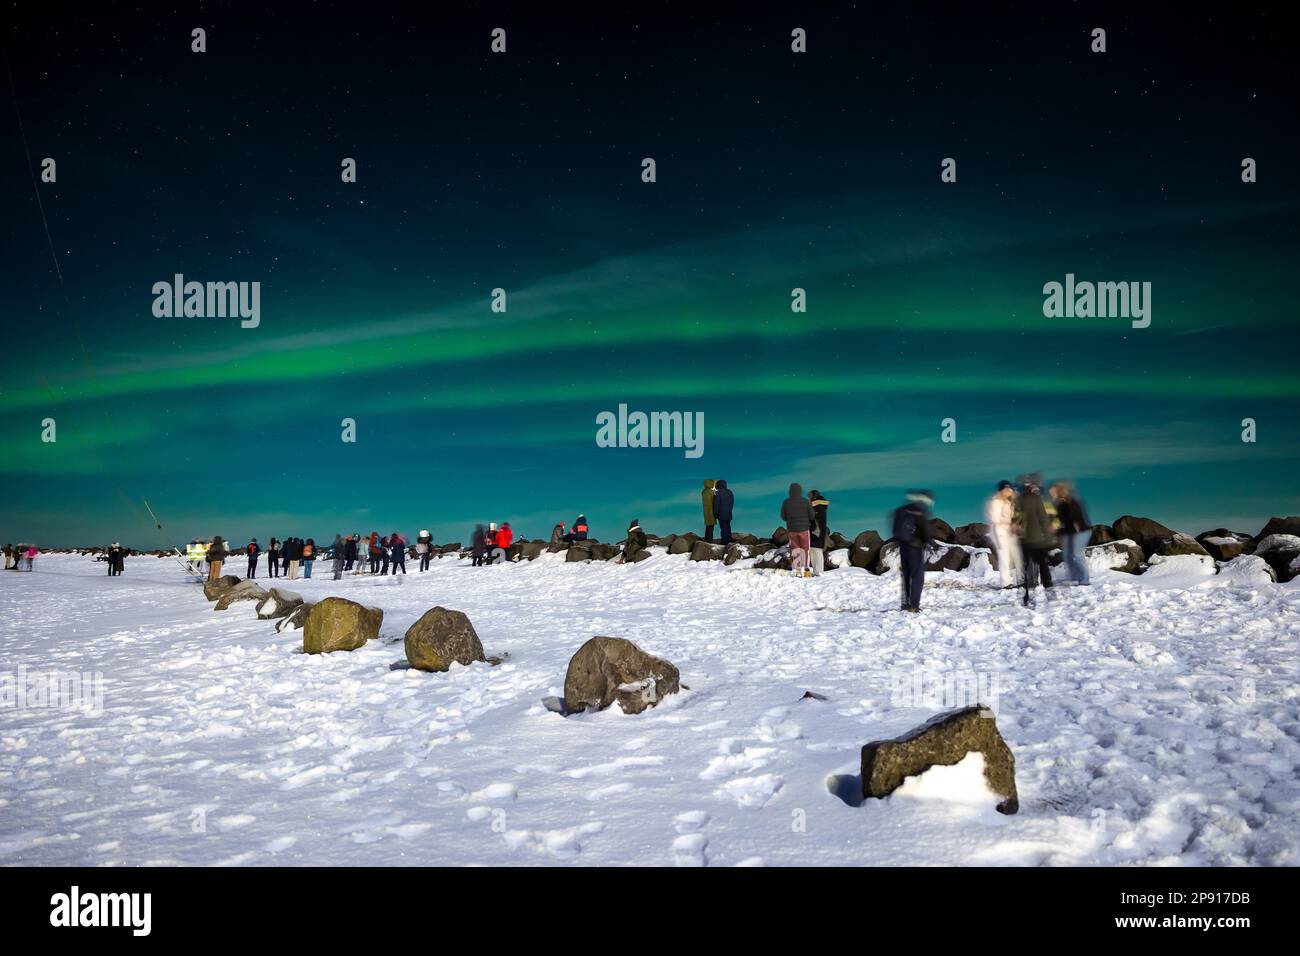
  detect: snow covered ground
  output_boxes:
[2,549,1298,866]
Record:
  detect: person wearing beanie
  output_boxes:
[622,519,647,562]
[892,490,933,611]
[985,480,1022,589]
[246,537,260,579]
[417,529,433,572]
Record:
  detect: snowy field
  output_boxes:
[2,549,1298,866]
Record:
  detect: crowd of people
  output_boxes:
[10,474,1091,619]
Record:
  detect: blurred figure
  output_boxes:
[416,529,433,571]
[561,516,588,545]
[702,479,717,541]
[344,534,358,571]
[1051,481,1092,585]
[808,490,830,576]
[390,531,407,574]
[471,524,488,566]
[246,538,260,578]
[491,523,513,564]
[207,536,228,582]
[892,490,933,612]
[780,482,814,577]
[267,537,281,578]
[985,480,1022,589]
[332,534,346,580]
[1016,474,1057,606]
[302,537,316,578]
[714,479,734,546]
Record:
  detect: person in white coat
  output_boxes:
[985,480,1022,588]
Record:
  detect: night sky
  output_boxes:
[3,3,1298,547]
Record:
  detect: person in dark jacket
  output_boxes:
[379,536,390,575]
[332,534,346,580]
[208,536,229,582]
[780,482,815,576]
[1050,481,1091,585]
[702,479,717,541]
[808,491,830,576]
[246,538,260,578]
[622,519,647,562]
[302,537,316,578]
[281,537,292,574]
[471,524,488,567]
[713,479,735,546]
[107,542,123,576]
[344,534,358,571]
[562,515,588,544]
[287,537,302,580]
[1016,474,1057,606]
[267,537,281,578]
[892,491,933,612]
[390,532,407,574]
[549,522,566,547]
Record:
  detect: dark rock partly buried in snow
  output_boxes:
[257,587,304,620]
[722,544,745,566]
[1251,533,1300,583]
[849,530,885,571]
[1194,530,1253,562]
[1088,524,1117,546]
[404,607,487,672]
[1085,539,1144,574]
[1151,533,1210,558]
[668,535,696,555]
[1255,516,1300,540]
[302,597,383,654]
[517,540,547,561]
[563,636,681,715]
[276,602,313,633]
[951,523,990,548]
[202,574,242,601]
[731,532,760,546]
[214,580,268,611]
[1112,516,1177,558]
[926,518,955,543]
[565,541,594,562]
[625,548,652,564]
[770,527,789,548]
[689,540,723,562]
[926,544,971,572]
[860,705,1019,814]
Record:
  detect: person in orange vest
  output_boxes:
[561,515,588,545]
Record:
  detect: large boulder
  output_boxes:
[302,597,383,654]
[438,542,461,554]
[404,607,486,672]
[1252,534,1300,583]
[276,602,313,633]
[927,544,972,572]
[517,540,547,561]
[926,518,955,543]
[565,541,595,562]
[625,547,652,564]
[849,530,884,571]
[828,532,851,551]
[592,543,621,561]
[1195,529,1253,562]
[1112,516,1177,558]
[753,546,793,571]
[1255,517,1300,541]
[731,532,760,547]
[257,587,304,620]
[689,540,723,562]
[1152,532,1210,559]
[1086,538,1144,574]
[951,523,990,547]
[202,574,242,601]
[722,544,746,566]
[563,637,680,715]
[770,527,789,548]
[668,535,696,555]
[214,580,268,611]
[860,705,1018,814]
[1087,524,1117,546]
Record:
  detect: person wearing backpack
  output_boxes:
[246,538,260,579]
[416,530,433,571]
[267,538,281,578]
[892,491,933,612]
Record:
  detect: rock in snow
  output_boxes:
[563,636,680,715]
[404,606,487,672]
[257,587,304,620]
[302,597,383,654]
[861,705,1019,814]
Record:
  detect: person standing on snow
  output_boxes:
[246,538,260,579]
[1050,481,1091,586]
[892,491,933,612]
[207,536,228,582]
[780,482,815,577]
[416,530,433,572]
[390,531,407,574]
[713,479,735,546]
[1016,474,1057,606]
[267,538,281,579]
[287,537,302,580]
[492,523,513,564]
[808,490,830,576]
[985,481,1022,589]
[302,538,317,578]
[332,534,346,580]
[702,479,717,542]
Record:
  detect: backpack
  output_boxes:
[893,506,920,544]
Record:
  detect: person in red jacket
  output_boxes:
[491,522,513,563]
